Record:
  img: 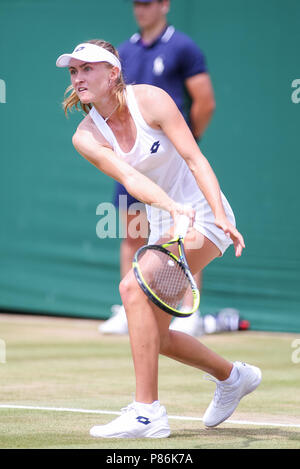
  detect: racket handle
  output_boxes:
[174,214,190,238]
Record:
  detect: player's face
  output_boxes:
[133,1,168,29]
[68,59,111,104]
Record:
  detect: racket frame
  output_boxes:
[133,235,200,318]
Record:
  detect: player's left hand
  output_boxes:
[215,217,245,257]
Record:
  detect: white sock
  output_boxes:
[134,400,160,414]
[222,364,239,385]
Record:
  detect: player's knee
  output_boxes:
[119,276,138,306]
[119,277,130,300]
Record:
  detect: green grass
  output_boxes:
[0,313,300,449]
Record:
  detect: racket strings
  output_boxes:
[137,249,193,310]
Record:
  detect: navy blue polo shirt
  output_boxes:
[118,25,207,121]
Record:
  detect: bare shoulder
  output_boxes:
[132,84,178,127]
[133,84,172,107]
[72,113,112,152]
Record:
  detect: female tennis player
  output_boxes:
[56,39,261,438]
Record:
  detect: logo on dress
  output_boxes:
[150,141,160,154]
[153,56,165,76]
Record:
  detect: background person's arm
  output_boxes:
[185,72,215,140]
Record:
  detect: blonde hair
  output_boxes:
[62,39,126,116]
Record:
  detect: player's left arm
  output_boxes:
[185,72,215,140]
[137,85,245,257]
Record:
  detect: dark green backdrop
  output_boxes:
[0,0,299,332]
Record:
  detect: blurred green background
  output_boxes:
[0,0,299,331]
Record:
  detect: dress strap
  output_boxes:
[89,106,116,148]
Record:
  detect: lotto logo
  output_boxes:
[136,416,151,425]
[150,141,160,154]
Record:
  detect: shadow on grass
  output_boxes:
[1,426,300,450]
[170,426,300,449]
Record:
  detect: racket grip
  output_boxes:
[174,214,190,238]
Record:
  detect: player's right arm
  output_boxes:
[72,119,192,222]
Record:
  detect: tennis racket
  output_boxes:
[133,215,200,318]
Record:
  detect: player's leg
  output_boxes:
[89,231,211,438]
[119,209,148,278]
[91,264,170,439]
[157,233,260,427]
[119,230,229,402]
[99,183,148,334]
[120,229,261,427]
[91,229,261,437]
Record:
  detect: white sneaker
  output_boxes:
[203,361,262,427]
[170,311,204,337]
[90,401,170,438]
[98,304,128,335]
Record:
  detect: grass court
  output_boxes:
[0,313,300,449]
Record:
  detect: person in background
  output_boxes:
[99,0,216,336]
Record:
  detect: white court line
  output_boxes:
[0,405,300,429]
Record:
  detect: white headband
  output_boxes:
[56,43,121,72]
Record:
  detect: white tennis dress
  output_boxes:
[89,85,235,254]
